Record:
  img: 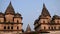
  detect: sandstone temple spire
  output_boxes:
[5,2,15,14]
[26,24,31,32]
[41,3,51,17]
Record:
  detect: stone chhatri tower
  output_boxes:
[0,2,23,34]
[34,3,60,34]
[34,3,51,31]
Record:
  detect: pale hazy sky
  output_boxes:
[0,0,60,31]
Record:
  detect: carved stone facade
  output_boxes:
[34,4,60,34]
[0,2,23,34]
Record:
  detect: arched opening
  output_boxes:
[11,26,13,29]
[4,26,6,29]
[44,26,46,30]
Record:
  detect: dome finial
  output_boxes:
[9,1,12,6]
[43,3,46,8]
